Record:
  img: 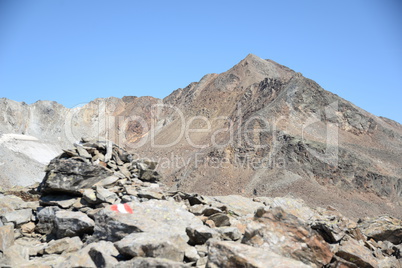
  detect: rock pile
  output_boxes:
[0,141,401,267]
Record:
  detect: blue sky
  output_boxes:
[1,0,401,123]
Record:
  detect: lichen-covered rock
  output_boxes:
[358,216,402,244]
[39,158,114,195]
[335,236,379,268]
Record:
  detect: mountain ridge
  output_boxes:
[1,54,401,219]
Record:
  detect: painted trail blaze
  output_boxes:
[111,203,133,214]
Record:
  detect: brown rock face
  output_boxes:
[1,54,402,220]
[242,207,333,267]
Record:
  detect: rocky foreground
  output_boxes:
[0,141,401,267]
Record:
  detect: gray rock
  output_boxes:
[117,165,131,178]
[0,195,26,214]
[186,224,219,245]
[75,145,92,159]
[309,207,356,244]
[206,240,310,268]
[255,196,316,223]
[93,199,203,242]
[40,158,113,194]
[358,216,402,244]
[116,257,188,268]
[169,191,206,206]
[115,232,188,262]
[184,246,199,262]
[88,244,119,268]
[93,175,119,187]
[40,194,78,209]
[140,169,162,182]
[58,241,118,268]
[1,244,30,267]
[36,206,61,234]
[208,195,261,216]
[137,187,165,200]
[208,213,230,227]
[335,237,379,268]
[217,226,242,241]
[14,237,47,256]
[195,244,208,257]
[202,207,223,216]
[96,186,119,204]
[54,210,95,238]
[45,236,83,254]
[1,208,32,226]
[83,188,98,204]
[28,253,66,267]
[0,225,14,251]
[188,204,206,215]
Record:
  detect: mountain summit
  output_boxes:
[1,54,401,219]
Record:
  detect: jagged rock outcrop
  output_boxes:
[0,142,401,267]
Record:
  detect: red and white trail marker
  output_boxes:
[110,203,133,214]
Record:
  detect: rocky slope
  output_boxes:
[0,142,401,267]
[1,54,401,220]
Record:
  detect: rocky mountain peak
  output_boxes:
[1,55,402,223]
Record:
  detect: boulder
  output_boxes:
[335,236,379,268]
[309,207,357,243]
[186,224,219,245]
[45,236,83,254]
[137,187,165,200]
[206,240,310,268]
[255,196,316,222]
[96,186,119,204]
[116,257,188,268]
[1,208,32,226]
[14,237,47,256]
[60,241,118,268]
[208,213,230,227]
[82,188,98,204]
[1,244,30,267]
[0,225,14,251]
[39,158,113,194]
[0,195,27,214]
[93,175,120,187]
[358,216,402,244]
[40,194,78,209]
[208,195,262,216]
[217,226,242,241]
[21,222,36,234]
[242,207,333,267]
[35,206,61,234]
[115,232,189,262]
[140,169,162,182]
[184,246,200,262]
[93,199,203,242]
[54,210,95,238]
